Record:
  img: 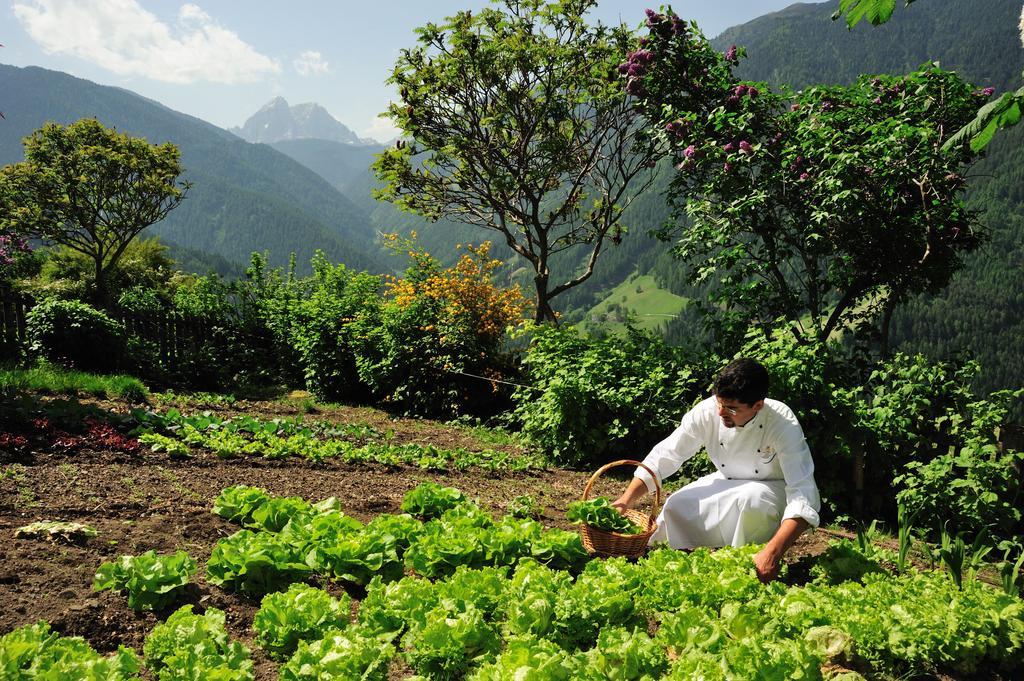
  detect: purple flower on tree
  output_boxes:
[666,120,687,139]
[799,172,810,181]
[625,78,647,97]
[722,142,735,153]
[631,49,654,66]
[724,45,738,62]
[980,86,995,97]
[683,144,697,159]
[738,140,753,155]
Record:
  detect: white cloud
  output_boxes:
[12,0,280,84]
[362,114,400,144]
[293,50,329,76]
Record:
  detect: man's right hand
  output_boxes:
[611,478,650,515]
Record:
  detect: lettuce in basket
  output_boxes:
[566,497,642,535]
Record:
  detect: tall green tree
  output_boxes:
[0,118,189,304]
[632,9,984,350]
[373,1,723,322]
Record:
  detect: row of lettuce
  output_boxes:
[6,482,1024,680]
[2,402,542,474]
[130,407,542,472]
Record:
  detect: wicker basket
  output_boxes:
[578,459,661,558]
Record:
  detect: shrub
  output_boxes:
[286,254,381,402]
[745,329,1024,535]
[25,299,126,372]
[513,325,706,467]
[356,236,528,418]
[895,440,1024,539]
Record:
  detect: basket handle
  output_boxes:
[582,459,662,530]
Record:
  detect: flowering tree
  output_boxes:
[373,1,724,322]
[0,230,32,282]
[632,9,985,349]
[0,118,188,304]
[833,0,1024,154]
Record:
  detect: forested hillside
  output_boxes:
[0,65,387,274]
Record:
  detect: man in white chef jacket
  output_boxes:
[612,358,820,582]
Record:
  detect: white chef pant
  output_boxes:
[648,472,785,549]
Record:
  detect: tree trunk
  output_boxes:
[533,274,558,324]
[853,444,865,517]
[879,292,898,359]
[92,256,107,308]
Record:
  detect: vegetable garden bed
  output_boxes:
[1,395,1019,679]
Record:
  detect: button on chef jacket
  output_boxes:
[634,396,821,549]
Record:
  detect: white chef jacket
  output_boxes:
[635,397,820,546]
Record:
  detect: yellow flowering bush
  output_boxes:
[357,235,529,417]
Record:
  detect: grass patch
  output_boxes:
[579,273,689,336]
[447,417,524,448]
[0,363,148,402]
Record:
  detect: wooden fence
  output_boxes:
[114,309,211,370]
[1,293,210,370]
[1,293,29,356]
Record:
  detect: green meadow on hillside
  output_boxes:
[579,275,689,336]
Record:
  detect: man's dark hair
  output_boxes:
[713,358,769,406]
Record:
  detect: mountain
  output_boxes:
[232,97,368,145]
[268,138,385,205]
[716,0,1023,91]
[0,65,387,274]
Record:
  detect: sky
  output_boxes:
[1,0,829,142]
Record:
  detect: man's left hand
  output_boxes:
[753,546,782,583]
